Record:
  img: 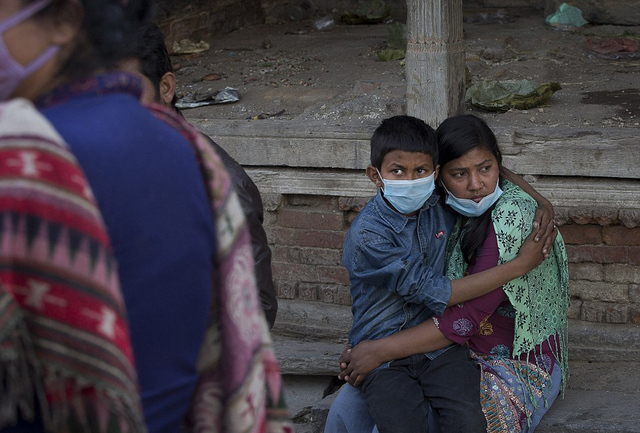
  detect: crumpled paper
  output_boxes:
[377,48,405,61]
[171,39,211,55]
[586,36,640,59]
[545,3,588,30]
[176,87,240,109]
[466,79,562,112]
[338,0,390,24]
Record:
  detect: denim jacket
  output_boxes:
[345,189,457,352]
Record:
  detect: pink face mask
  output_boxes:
[0,0,59,101]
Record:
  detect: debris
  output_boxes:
[386,22,406,50]
[315,16,336,31]
[202,73,222,81]
[585,36,640,59]
[176,87,240,109]
[285,29,311,35]
[338,0,391,25]
[262,39,272,49]
[545,3,588,31]
[377,48,405,61]
[466,79,562,112]
[248,109,286,120]
[377,22,406,61]
[466,9,512,25]
[288,0,316,21]
[171,39,211,55]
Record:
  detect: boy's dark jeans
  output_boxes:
[360,344,486,433]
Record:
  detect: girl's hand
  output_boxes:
[516,231,548,274]
[532,200,557,257]
[338,340,384,387]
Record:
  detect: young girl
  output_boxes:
[336,114,569,433]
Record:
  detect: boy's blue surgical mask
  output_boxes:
[377,169,435,214]
[443,179,503,217]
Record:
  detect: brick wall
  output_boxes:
[265,193,640,325]
[266,194,356,306]
[562,223,640,324]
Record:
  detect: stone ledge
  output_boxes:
[294,364,640,433]
[273,337,344,376]
[191,119,640,181]
[271,299,351,342]
[272,300,640,376]
[534,388,640,433]
[245,167,640,225]
[568,320,640,362]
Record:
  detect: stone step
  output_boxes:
[271,301,640,432]
[272,300,640,373]
[290,361,640,433]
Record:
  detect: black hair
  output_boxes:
[26,0,155,80]
[436,114,503,264]
[370,115,438,169]
[134,22,178,106]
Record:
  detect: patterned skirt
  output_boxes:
[472,352,561,433]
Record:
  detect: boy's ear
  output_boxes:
[366,165,383,188]
[433,164,440,181]
[159,72,177,107]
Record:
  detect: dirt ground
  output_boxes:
[173,6,640,129]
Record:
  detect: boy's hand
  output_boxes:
[338,340,384,387]
[532,200,556,257]
[338,344,352,374]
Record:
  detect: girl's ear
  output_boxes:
[366,165,383,188]
[49,0,83,45]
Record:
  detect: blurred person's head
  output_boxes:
[121,22,177,107]
[0,0,154,101]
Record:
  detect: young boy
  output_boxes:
[343,115,545,433]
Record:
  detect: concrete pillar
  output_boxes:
[405,0,465,126]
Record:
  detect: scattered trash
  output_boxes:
[387,22,406,50]
[466,79,562,112]
[202,73,222,81]
[176,87,240,109]
[288,0,316,21]
[585,36,640,59]
[284,29,311,35]
[338,0,391,25]
[171,39,211,55]
[377,22,406,61]
[315,16,335,31]
[247,109,286,120]
[545,3,588,31]
[262,39,272,49]
[466,9,512,25]
[377,48,405,61]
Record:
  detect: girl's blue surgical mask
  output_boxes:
[0,0,58,101]
[377,169,436,214]
[443,179,503,217]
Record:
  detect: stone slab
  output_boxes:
[292,361,640,433]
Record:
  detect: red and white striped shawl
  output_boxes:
[0,99,145,432]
